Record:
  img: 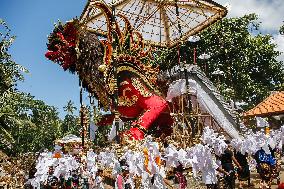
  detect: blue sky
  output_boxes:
[0,0,87,117]
[1,0,283,118]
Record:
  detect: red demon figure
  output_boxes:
[45,2,173,140]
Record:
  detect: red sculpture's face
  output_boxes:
[45,20,110,108]
[45,22,78,71]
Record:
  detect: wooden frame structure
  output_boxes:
[169,94,229,148]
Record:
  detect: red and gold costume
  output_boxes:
[106,76,173,140]
[95,71,173,140]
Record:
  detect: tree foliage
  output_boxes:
[61,100,79,136]
[0,19,27,94]
[157,14,284,109]
[280,23,284,35]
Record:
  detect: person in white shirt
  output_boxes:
[94,169,104,189]
[202,157,230,189]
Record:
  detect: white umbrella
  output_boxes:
[56,134,82,144]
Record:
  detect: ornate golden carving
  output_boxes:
[122,87,131,96]
[131,78,152,97]
[118,95,138,107]
[116,66,161,95]
[120,81,129,86]
[118,87,138,107]
[107,75,116,95]
[134,124,147,134]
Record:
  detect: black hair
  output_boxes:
[224,140,230,144]
[119,159,127,166]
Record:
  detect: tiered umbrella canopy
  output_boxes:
[80,0,227,47]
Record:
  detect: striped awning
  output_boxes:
[243,91,284,117]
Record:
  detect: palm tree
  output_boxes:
[63,100,77,115]
[62,100,77,133]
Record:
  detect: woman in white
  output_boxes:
[202,157,229,189]
[94,169,104,189]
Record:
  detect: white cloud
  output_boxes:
[273,34,284,62]
[215,0,284,32]
[215,0,284,63]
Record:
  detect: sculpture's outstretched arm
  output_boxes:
[120,78,172,140]
[135,95,169,131]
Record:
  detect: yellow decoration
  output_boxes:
[106,75,116,95]
[117,66,161,95]
[98,64,107,72]
[131,78,152,97]
[155,156,161,167]
[265,126,270,135]
[118,93,138,107]
[53,152,62,159]
[143,148,150,173]
[120,81,129,86]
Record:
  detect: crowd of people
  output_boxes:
[199,126,283,189]
[24,126,284,189]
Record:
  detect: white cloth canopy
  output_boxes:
[256,117,269,128]
[166,76,241,139]
[56,134,81,144]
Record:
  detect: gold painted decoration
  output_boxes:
[107,75,116,95]
[117,66,160,95]
[100,40,113,66]
[118,94,138,107]
[120,81,129,86]
[134,123,147,133]
[131,78,152,97]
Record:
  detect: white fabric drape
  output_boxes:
[166,78,240,139]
